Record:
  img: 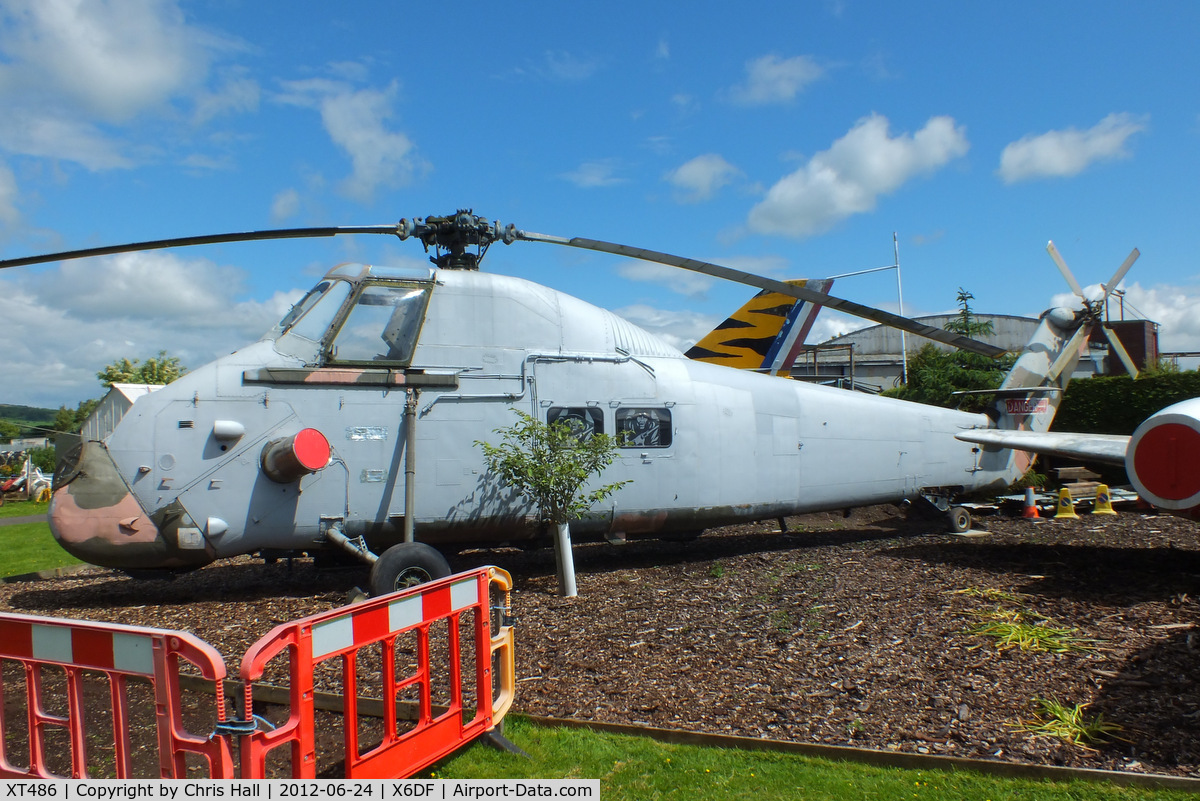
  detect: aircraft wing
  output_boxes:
[955,429,1130,466]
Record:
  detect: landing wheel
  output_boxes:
[368,542,451,596]
[948,506,972,533]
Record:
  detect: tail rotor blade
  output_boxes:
[1046,240,1086,298]
[1103,324,1140,378]
[1046,324,1091,383]
[1101,247,1140,298]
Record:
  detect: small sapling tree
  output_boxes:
[477,410,628,596]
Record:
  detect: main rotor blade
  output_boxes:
[1101,247,1140,298]
[0,225,403,270]
[1102,325,1140,378]
[519,231,1007,358]
[1046,240,1085,298]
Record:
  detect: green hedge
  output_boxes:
[1052,372,1200,435]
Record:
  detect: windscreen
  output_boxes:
[279,279,352,343]
[327,283,430,364]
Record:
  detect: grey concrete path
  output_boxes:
[0,514,48,526]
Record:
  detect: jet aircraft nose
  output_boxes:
[49,440,214,571]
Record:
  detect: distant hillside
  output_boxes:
[0,404,57,429]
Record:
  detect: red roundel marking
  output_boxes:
[1134,422,1200,502]
[292,428,330,471]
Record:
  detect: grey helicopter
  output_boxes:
[1,211,1195,595]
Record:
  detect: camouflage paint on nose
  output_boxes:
[49,440,214,571]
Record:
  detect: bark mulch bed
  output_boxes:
[2,503,1198,778]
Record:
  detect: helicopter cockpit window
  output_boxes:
[281,280,352,343]
[547,407,604,441]
[616,408,672,448]
[327,283,430,364]
[279,281,330,330]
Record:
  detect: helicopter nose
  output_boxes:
[49,439,213,571]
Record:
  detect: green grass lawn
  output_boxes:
[0,499,82,577]
[426,717,1192,800]
[0,498,49,519]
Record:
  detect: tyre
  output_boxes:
[949,506,972,533]
[368,542,452,596]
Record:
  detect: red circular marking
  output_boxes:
[1133,422,1200,502]
[292,428,330,471]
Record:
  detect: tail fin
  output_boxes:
[995,309,1089,435]
[960,311,1129,485]
[685,279,832,374]
[975,310,1091,481]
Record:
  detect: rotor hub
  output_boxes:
[396,209,518,270]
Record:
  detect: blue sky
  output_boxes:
[1,0,1198,409]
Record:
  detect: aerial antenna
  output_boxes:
[823,233,910,384]
[894,233,908,385]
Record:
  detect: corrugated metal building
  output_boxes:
[795,314,1125,392]
[81,383,162,442]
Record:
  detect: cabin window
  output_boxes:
[327,283,430,365]
[616,408,672,448]
[547,407,604,441]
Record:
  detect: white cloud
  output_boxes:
[665,154,742,203]
[614,298,862,353]
[727,54,823,105]
[271,188,302,222]
[0,161,19,227]
[0,0,210,123]
[35,252,247,323]
[714,253,792,278]
[1105,283,1200,353]
[747,114,969,238]
[615,253,791,300]
[561,159,626,188]
[1048,281,1200,357]
[0,0,251,176]
[192,69,261,125]
[998,113,1147,184]
[807,310,869,345]
[0,251,303,408]
[321,86,423,202]
[613,304,720,352]
[0,109,134,170]
[542,50,601,82]
[277,77,427,203]
[616,262,715,299]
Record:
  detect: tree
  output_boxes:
[29,446,55,473]
[884,289,1013,412]
[477,410,629,596]
[943,288,994,338]
[97,351,186,388]
[53,399,100,435]
[0,420,18,443]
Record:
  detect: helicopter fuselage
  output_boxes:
[49,263,1020,571]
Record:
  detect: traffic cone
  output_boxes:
[1054,488,1079,519]
[1092,484,1118,515]
[1022,487,1041,519]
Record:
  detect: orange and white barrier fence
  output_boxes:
[239,566,515,779]
[0,566,515,780]
[0,613,235,778]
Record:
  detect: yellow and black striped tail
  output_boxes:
[685,278,832,372]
